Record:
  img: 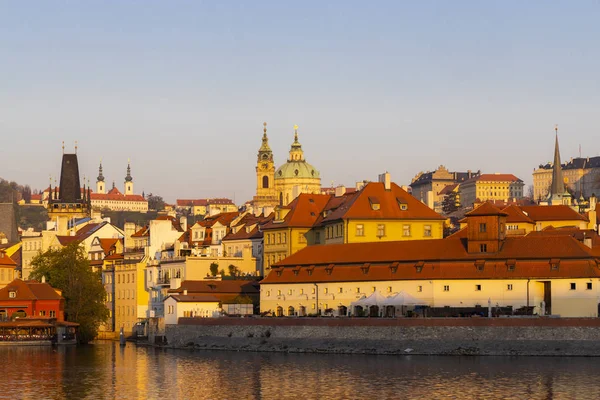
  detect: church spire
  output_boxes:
[550,125,565,196]
[125,159,133,182]
[97,159,105,182]
[257,122,273,162]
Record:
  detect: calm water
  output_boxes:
[2,342,600,399]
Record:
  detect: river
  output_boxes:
[2,341,600,399]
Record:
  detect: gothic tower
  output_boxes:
[47,143,90,235]
[124,159,134,195]
[96,160,106,194]
[547,125,572,206]
[252,122,278,214]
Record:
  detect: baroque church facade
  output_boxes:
[252,123,321,215]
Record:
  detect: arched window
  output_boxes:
[279,192,283,206]
[262,176,269,189]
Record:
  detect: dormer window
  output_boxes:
[506,259,516,271]
[550,259,560,271]
[475,260,485,271]
[369,197,380,211]
[9,291,16,298]
[389,262,398,274]
[414,261,424,273]
[276,270,282,277]
[361,263,370,274]
[397,197,408,210]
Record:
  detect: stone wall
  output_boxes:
[165,318,600,356]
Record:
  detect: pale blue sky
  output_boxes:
[1,1,599,202]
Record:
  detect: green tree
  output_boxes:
[209,262,219,277]
[228,264,240,277]
[147,193,165,211]
[30,242,109,343]
[441,192,459,214]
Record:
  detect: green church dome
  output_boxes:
[275,161,320,180]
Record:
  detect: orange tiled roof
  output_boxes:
[0,279,63,300]
[222,225,263,241]
[467,174,523,183]
[465,202,508,217]
[501,204,535,224]
[0,250,16,267]
[169,280,260,295]
[131,225,149,238]
[321,182,445,223]
[519,205,588,222]
[273,235,595,267]
[177,199,208,207]
[90,192,146,202]
[262,194,332,230]
[99,238,119,254]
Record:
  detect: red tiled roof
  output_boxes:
[262,194,332,230]
[222,225,263,241]
[90,192,146,202]
[0,250,16,267]
[438,183,458,196]
[0,279,63,301]
[177,199,208,207]
[30,194,42,201]
[467,174,523,183]
[320,182,445,223]
[519,205,588,222]
[168,294,220,303]
[502,204,535,224]
[99,238,119,254]
[262,259,600,284]
[273,235,595,267]
[466,202,508,217]
[131,226,149,238]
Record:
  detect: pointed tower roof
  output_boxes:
[125,159,133,182]
[58,152,82,203]
[550,125,565,196]
[257,122,273,162]
[97,160,105,182]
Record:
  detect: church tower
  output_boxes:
[252,122,278,214]
[96,160,106,194]
[47,143,90,235]
[547,125,572,206]
[124,159,134,195]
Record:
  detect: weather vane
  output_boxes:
[294,124,298,131]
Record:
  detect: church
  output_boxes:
[91,160,148,212]
[252,123,321,215]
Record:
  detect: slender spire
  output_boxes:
[550,124,565,196]
[125,159,133,182]
[258,122,273,161]
[97,159,105,182]
[288,124,304,161]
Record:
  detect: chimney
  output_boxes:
[180,216,187,232]
[183,289,188,296]
[468,170,472,179]
[335,185,346,197]
[378,172,391,191]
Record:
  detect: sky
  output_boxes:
[1,1,599,203]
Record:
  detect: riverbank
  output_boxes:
[164,317,600,356]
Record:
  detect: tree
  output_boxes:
[228,264,240,277]
[441,192,459,214]
[526,185,534,200]
[147,193,165,211]
[30,242,109,343]
[209,262,219,277]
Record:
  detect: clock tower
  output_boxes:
[252,122,278,214]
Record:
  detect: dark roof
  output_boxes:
[58,153,82,203]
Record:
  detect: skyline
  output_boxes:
[2,2,600,202]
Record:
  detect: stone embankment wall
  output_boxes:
[165,318,600,356]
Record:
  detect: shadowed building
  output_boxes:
[47,147,91,235]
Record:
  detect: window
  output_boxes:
[356,287,361,293]
[9,291,16,298]
[570,283,576,290]
[424,225,432,237]
[288,289,292,295]
[443,285,450,292]
[371,286,376,292]
[387,286,392,293]
[282,233,287,244]
[49,310,56,318]
[299,289,304,295]
[417,285,423,292]
[324,288,329,294]
[277,233,281,244]
[356,224,364,236]
[277,290,282,296]
[39,311,46,316]
[298,232,306,243]
[480,244,487,253]
[403,225,411,237]
[315,232,321,244]
[479,223,487,233]
[266,290,271,297]
[311,288,316,294]
[475,284,482,291]
[400,204,408,211]
[587,282,593,290]
[377,224,385,237]
[339,287,343,293]
[507,284,513,291]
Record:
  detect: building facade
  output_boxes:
[410,166,480,212]
[459,173,525,209]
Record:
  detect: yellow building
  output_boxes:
[261,193,332,274]
[261,202,600,318]
[410,165,479,212]
[21,235,43,279]
[459,173,525,209]
[310,174,446,245]
[112,255,149,334]
[0,250,17,289]
[252,123,321,214]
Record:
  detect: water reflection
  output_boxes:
[2,343,600,399]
